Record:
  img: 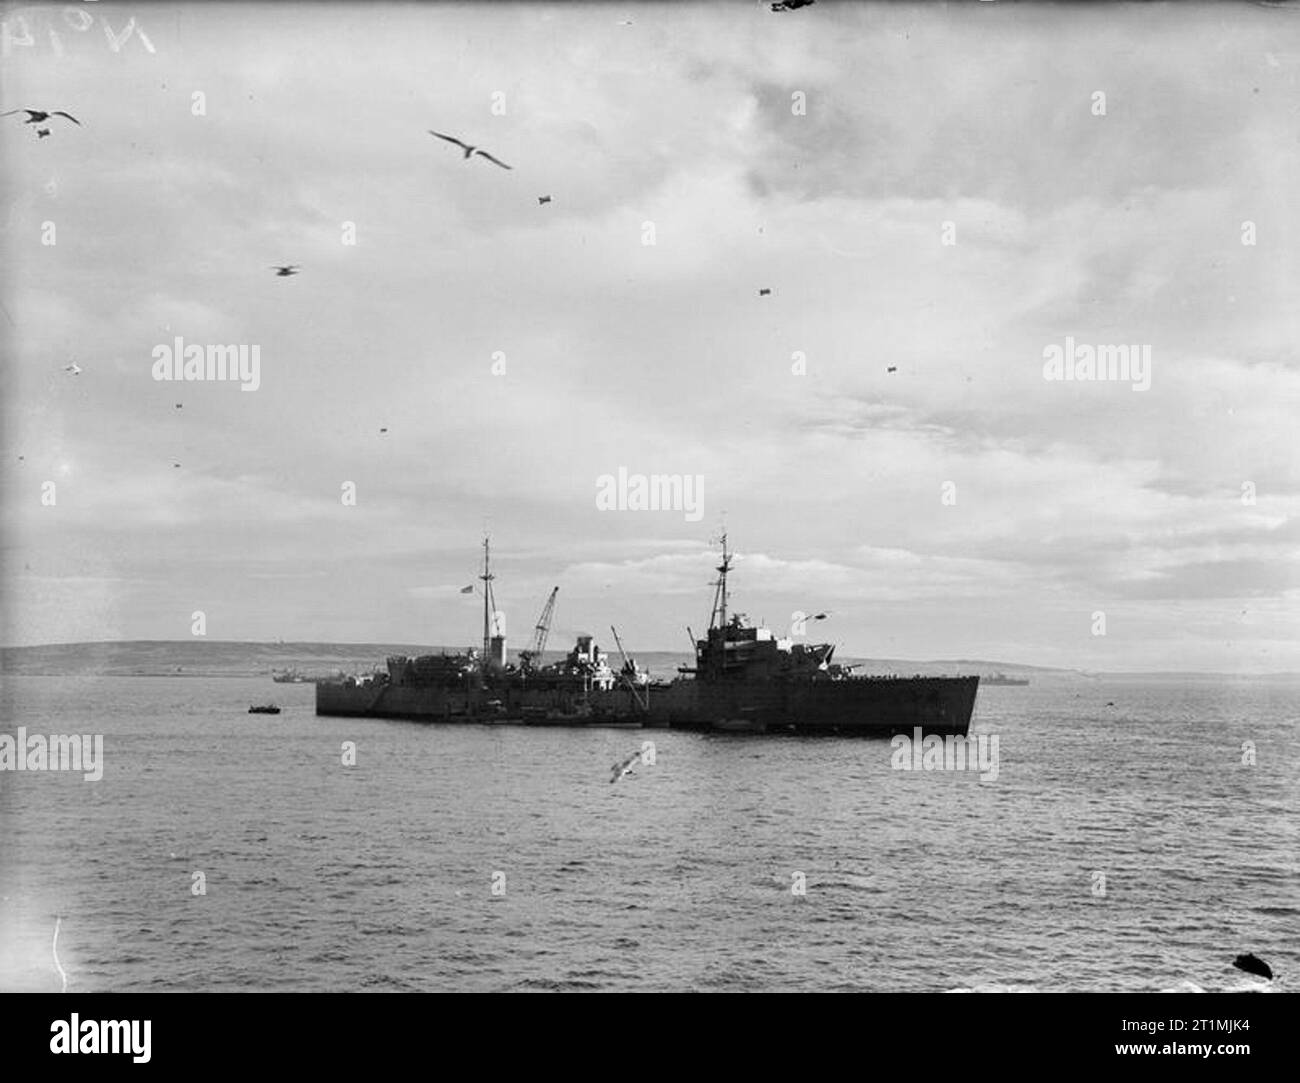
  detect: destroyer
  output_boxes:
[316,536,978,736]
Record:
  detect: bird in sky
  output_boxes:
[758,288,772,296]
[887,365,897,373]
[36,129,50,139]
[175,403,183,409]
[63,362,82,376]
[427,131,512,169]
[609,749,641,784]
[270,265,300,276]
[379,427,388,434]
[538,195,552,205]
[4,109,81,126]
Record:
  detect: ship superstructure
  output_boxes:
[613,535,978,734]
[316,538,635,723]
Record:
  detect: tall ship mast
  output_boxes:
[481,535,493,660]
[710,533,731,634]
[479,535,506,671]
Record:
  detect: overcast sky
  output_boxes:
[2,1,1297,671]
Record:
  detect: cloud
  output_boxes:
[1,2,1296,669]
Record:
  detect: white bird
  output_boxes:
[609,749,641,784]
[63,362,81,376]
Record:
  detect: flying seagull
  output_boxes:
[538,195,552,205]
[175,403,183,409]
[427,131,512,170]
[609,749,641,784]
[1232,953,1273,981]
[3,109,81,126]
[758,288,771,296]
[36,129,51,139]
[379,427,388,434]
[887,365,897,373]
[63,362,82,376]
[271,265,300,276]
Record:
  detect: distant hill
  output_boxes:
[0,640,691,679]
[1,641,1293,680]
[0,641,466,679]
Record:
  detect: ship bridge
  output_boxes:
[698,614,832,680]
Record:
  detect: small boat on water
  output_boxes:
[248,704,281,715]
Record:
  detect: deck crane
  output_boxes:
[518,586,558,673]
[610,625,649,713]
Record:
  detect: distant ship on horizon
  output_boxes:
[982,672,1030,686]
[271,668,309,683]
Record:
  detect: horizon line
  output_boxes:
[1,638,1295,678]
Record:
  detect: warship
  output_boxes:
[315,537,979,736]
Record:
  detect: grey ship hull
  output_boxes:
[637,674,979,735]
[316,673,979,736]
[315,676,636,726]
